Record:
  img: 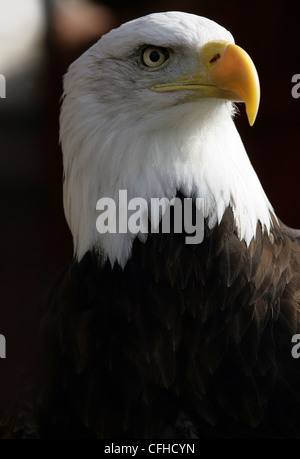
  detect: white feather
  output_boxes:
[60,11,276,268]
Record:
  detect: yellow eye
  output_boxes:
[141,46,170,68]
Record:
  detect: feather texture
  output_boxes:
[6,204,300,439]
[3,11,300,440]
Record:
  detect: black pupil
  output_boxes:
[149,50,161,62]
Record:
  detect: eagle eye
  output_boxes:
[140,46,170,69]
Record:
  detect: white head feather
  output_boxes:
[60,11,275,268]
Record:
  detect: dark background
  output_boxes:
[0,0,299,419]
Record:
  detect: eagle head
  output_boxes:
[60,12,274,267]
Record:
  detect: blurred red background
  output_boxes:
[0,0,299,419]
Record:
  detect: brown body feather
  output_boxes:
[6,199,300,439]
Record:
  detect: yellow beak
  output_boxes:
[151,41,260,126]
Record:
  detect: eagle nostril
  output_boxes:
[209,53,220,63]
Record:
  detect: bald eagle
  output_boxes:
[16,12,300,439]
